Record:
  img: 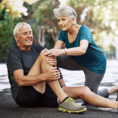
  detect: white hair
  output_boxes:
[53,6,77,19]
[13,22,31,36]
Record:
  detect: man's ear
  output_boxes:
[14,35,18,42]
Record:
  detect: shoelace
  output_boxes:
[65,98,78,107]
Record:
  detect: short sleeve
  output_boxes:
[7,49,23,75]
[58,30,66,43]
[79,25,92,43]
[33,44,44,54]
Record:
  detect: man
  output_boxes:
[7,22,87,113]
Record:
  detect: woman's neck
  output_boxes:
[67,24,81,35]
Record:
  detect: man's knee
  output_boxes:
[80,86,91,97]
[39,53,47,61]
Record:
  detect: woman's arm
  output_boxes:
[43,40,66,56]
[54,40,65,49]
[65,39,89,56]
[45,39,89,56]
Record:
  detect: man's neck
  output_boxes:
[17,44,31,51]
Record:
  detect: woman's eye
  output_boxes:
[62,18,66,21]
[57,20,60,22]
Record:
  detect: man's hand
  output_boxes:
[41,67,60,81]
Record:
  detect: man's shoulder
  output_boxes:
[8,45,20,57]
[31,44,44,51]
[32,43,43,48]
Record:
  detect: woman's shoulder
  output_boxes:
[81,24,89,29]
[80,24,91,32]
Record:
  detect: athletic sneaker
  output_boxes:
[58,97,87,113]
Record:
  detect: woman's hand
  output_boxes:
[45,56,57,66]
[43,49,64,56]
[41,49,57,66]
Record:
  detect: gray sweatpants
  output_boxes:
[57,55,109,98]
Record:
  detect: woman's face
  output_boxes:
[57,16,73,31]
[15,26,33,48]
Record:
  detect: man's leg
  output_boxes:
[40,58,87,113]
[28,54,87,113]
[28,54,46,93]
[63,86,118,109]
[40,56,67,102]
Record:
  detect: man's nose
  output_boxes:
[27,33,32,37]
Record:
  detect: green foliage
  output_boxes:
[104,44,116,59]
[44,31,55,49]
[68,0,118,58]
[0,8,22,62]
[28,0,60,48]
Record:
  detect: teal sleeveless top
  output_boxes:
[58,25,106,74]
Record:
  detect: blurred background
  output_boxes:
[0,0,118,62]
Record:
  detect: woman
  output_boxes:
[44,6,113,98]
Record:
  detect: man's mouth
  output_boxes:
[26,39,33,43]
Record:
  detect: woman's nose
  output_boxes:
[59,21,63,26]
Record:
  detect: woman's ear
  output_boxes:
[71,17,76,24]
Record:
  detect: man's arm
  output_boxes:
[13,67,60,86]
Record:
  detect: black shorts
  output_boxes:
[15,84,58,107]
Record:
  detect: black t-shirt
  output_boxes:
[7,44,44,99]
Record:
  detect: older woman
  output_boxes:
[44,6,108,97]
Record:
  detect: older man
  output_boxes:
[7,22,87,113]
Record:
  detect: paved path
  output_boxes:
[0,60,118,118]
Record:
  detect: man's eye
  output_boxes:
[23,32,27,35]
[29,31,32,34]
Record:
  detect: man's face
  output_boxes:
[16,26,33,47]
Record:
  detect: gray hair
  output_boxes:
[13,22,31,36]
[53,6,77,19]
